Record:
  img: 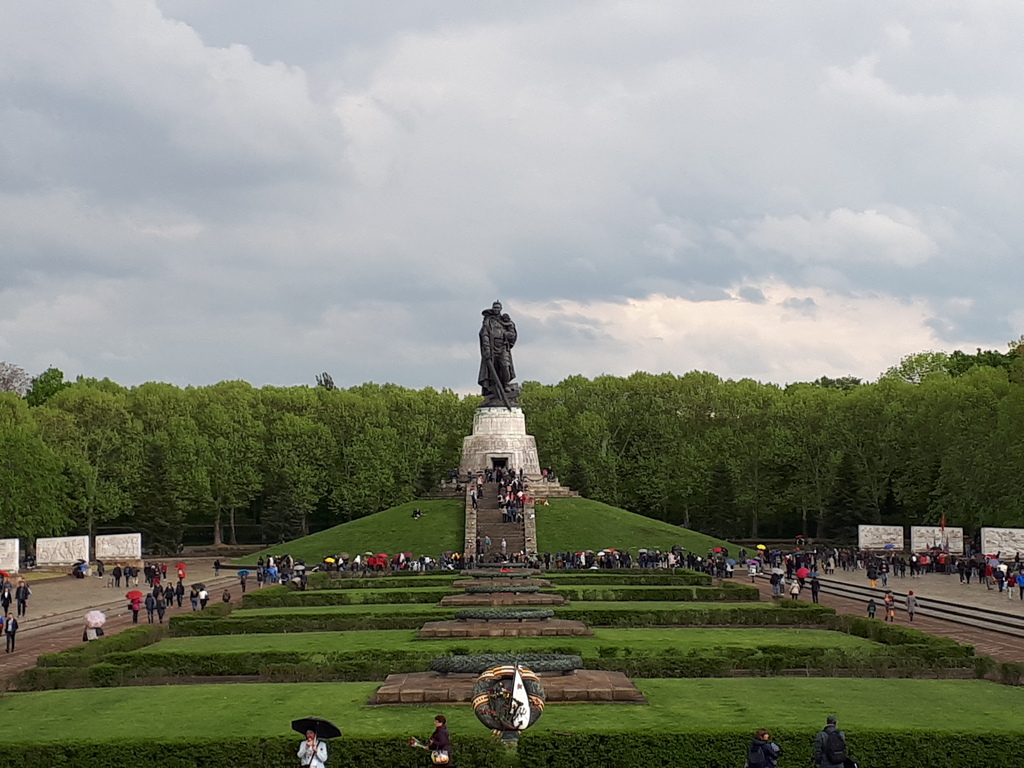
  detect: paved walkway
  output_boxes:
[0,558,248,682]
[744,573,1024,662]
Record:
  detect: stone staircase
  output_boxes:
[471,481,527,559]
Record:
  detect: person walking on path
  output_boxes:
[240,572,247,593]
[144,593,156,623]
[14,580,30,617]
[746,728,780,768]
[501,538,507,557]
[199,588,209,609]
[190,586,200,611]
[813,715,847,768]
[4,613,18,653]
[175,581,184,607]
[155,593,167,623]
[789,580,801,600]
[1017,572,1024,600]
[906,590,918,621]
[810,576,821,604]
[884,591,896,622]
[0,585,12,616]
[129,595,141,624]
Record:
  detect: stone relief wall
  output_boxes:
[857,525,905,551]
[95,533,142,560]
[910,526,964,554]
[36,535,90,565]
[0,539,19,573]
[980,528,1024,557]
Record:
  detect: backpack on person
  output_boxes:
[824,729,846,764]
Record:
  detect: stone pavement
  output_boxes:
[0,557,248,682]
[743,572,1024,662]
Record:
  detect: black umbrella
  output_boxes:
[291,717,341,740]
[192,583,207,590]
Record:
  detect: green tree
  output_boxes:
[26,367,72,406]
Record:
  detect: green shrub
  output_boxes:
[240,588,454,609]
[0,735,509,768]
[170,610,452,636]
[554,603,835,627]
[827,615,974,659]
[35,625,166,668]
[516,729,1019,768]
[304,571,460,590]
[552,585,758,602]
[545,570,711,586]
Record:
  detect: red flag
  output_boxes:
[940,514,946,531]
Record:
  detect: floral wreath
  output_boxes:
[471,665,545,732]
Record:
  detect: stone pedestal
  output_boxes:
[459,408,540,476]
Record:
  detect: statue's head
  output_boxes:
[492,300,502,314]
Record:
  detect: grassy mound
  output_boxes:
[233,499,464,566]
[536,497,734,554]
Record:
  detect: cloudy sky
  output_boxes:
[2,1,1022,391]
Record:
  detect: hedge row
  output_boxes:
[303,575,459,590]
[34,625,166,668]
[544,570,712,586]
[555,603,835,627]
[552,585,758,602]
[0,736,509,768]
[827,615,975,659]
[169,610,453,636]
[240,588,455,609]
[304,571,460,589]
[515,730,1020,768]
[0,730,1012,768]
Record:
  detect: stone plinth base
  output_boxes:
[370,670,646,705]
[418,619,592,638]
[439,593,566,607]
[459,408,540,476]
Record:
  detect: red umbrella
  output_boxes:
[0,570,9,579]
[175,563,186,569]
[713,547,723,553]
[796,567,810,579]
[125,590,143,600]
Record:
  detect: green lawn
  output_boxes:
[137,628,875,656]
[233,500,464,566]
[1,679,1022,743]
[537,497,735,553]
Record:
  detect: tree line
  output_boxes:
[0,342,1021,552]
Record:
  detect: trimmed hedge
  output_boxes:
[827,615,974,659]
[35,625,166,668]
[554,603,835,627]
[169,610,453,636]
[302,575,459,590]
[516,729,1021,768]
[301,573,458,589]
[240,588,455,609]
[0,735,509,768]
[545,570,712,586]
[552,585,758,602]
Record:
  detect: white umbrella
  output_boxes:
[85,610,106,628]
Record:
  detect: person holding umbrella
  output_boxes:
[292,717,339,768]
[238,570,249,593]
[127,590,143,623]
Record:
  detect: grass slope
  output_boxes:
[234,500,464,566]
[2,679,1022,742]
[537,497,734,554]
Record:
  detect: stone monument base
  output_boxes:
[370,670,646,705]
[459,407,540,476]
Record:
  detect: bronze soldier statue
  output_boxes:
[478,301,519,408]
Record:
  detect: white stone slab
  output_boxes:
[36,535,90,565]
[980,528,1024,558]
[0,539,19,573]
[858,525,904,551]
[460,407,541,475]
[910,526,964,554]
[95,533,142,560]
